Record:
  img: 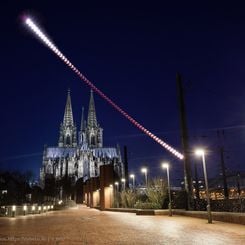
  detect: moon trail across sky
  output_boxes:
[24,17,184,160]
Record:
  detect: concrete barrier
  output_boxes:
[104,208,138,213]
[173,210,245,225]
[105,208,245,225]
[136,209,155,215]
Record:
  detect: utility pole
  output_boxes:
[236,172,241,196]
[176,73,193,210]
[123,146,129,188]
[194,162,200,200]
[217,130,229,199]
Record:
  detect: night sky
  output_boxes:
[1,1,245,185]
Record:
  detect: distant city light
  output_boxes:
[23,205,27,211]
[12,205,16,211]
[24,16,184,160]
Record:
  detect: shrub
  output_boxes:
[120,189,137,208]
[119,178,168,209]
[145,178,167,209]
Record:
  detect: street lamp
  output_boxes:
[23,205,27,216]
[12,205,16,217]
[141,168,148,187]
[195,149,212,224]
[162,163,172,216]
[32,205,35,214]
[130,174,135,189]
[121,178,126,191]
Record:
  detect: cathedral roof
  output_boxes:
[46,147,76,158]
[45,146,119,159]
[92,147,119,158]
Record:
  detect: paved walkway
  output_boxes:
[0,205,244,244]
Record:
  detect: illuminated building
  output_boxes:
[40,90,125,201]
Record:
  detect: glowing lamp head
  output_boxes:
[23,205,27,211]
[32,206,35,211]
[195,149,205,156]
[12,205,16,211]
[130,174,135,178]
[141,168,147,173]
[109,184,113,188]
[114,182,119,186]
[121,178,126,183]
[162,163,169,169]
[38,206,41,211]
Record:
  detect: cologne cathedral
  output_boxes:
[40,90,125,200]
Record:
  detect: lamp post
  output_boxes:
[12,205,16,217]
[32,205,35,214]
[162,163,172,216]
[23,205,27,216]
[115,181,119,191]
[130,174,135,189]
[195,149,212,224]
[141,168,148,187]
[121,178,126,191]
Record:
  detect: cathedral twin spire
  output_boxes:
[87,90,98,128]
[59,89,103,148]
[63,89,74,127]
[58,89,77,147]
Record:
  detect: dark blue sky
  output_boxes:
[0,1,245,185]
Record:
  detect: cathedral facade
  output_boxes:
[40,90,125,198]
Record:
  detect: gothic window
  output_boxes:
[46,164,52,174]
[91,135,95,145]
[66,135,71,145]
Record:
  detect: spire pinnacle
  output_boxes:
[63,89,74,126]
[87,89,97,128]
